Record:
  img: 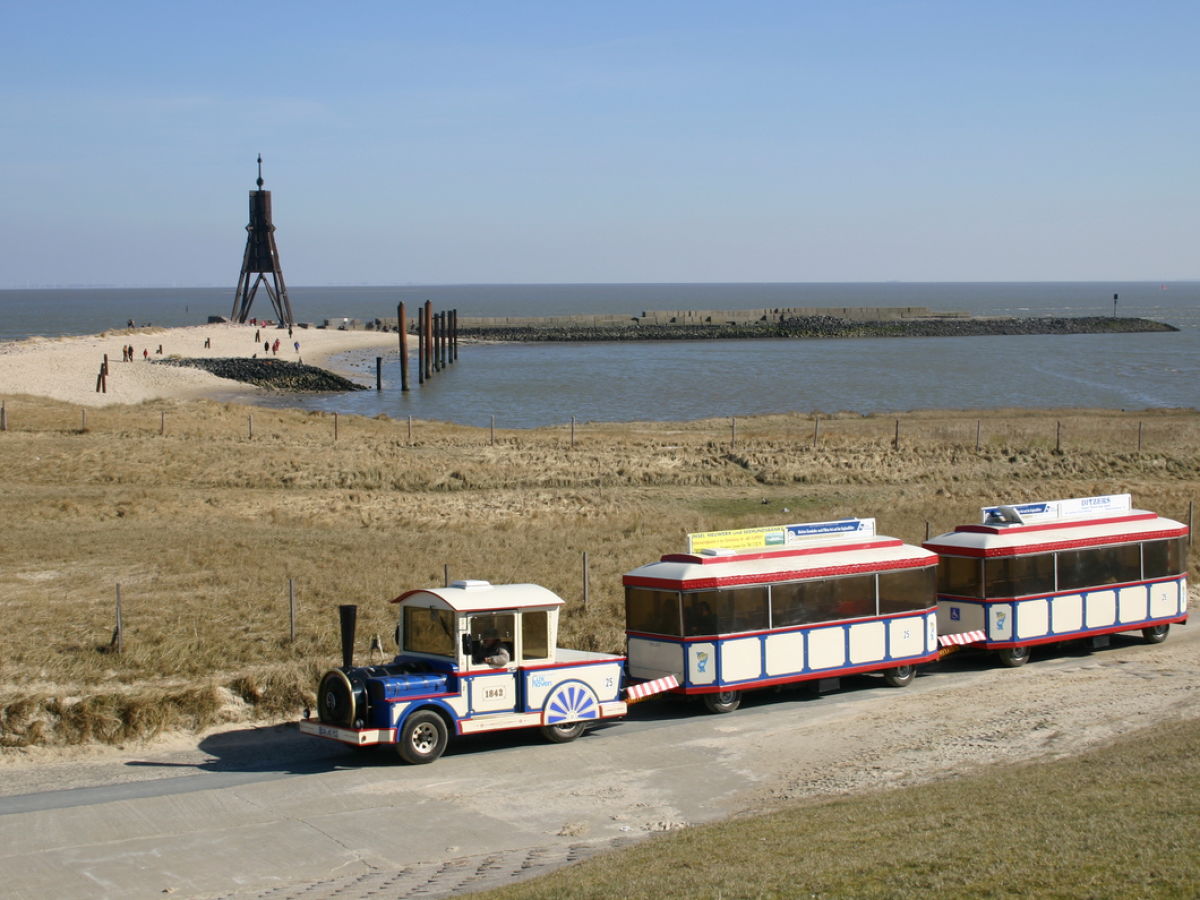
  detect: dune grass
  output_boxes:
[473,716,1200,899]
[0,397,1196,747]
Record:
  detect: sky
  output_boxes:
[1,1,1197,287]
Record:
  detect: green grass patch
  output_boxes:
[476,717,1200,899]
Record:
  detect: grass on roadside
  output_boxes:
[474,717,1200,899]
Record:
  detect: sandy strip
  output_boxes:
[0,323,401,407]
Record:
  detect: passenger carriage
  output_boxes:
[924,494,1189,666]
[622,518,941,712]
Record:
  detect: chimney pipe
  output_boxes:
[339,604,358,669]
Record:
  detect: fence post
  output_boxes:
[289,578,297,642]
[160,411,165,436]
[334,412,339,441]
[490,415,495,446]
[81,409,87,431]
[812,416,819,448]
[114,584,124,654]
[1189,500,1195,549]
[571,416,576,449]
[583,551,590,609]
[444,564,450,587]
[408,415,413,443]
[1056,421,1062,452]
[975,419,981,452]
[893,419,900,450]
[248,414,253,440]
[731,416,736,449]
[1,400,6,431]
[925,520,931,542]
[1138,421,1144,452]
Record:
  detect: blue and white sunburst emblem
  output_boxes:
[543,683,599,725]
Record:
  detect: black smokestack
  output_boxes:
[339,604,358,669]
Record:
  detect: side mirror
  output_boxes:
[461,633,476,657]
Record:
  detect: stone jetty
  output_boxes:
[156,358,368,391]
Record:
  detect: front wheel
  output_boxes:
[397,710,449,764]
[1141,623,1170,644]
[702,690,741,714]
[540,721,587,743]
[883,664,916,687]
[996,644,1031,668]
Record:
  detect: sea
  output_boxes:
[1,283,1197,427]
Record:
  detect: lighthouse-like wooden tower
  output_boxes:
[231,155,295,326]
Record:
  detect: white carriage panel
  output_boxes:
[688,642,718,685]
[627,637,684,681]
[1050,594,1083,634]
[807,627,846,670]
[888,616,925,659]
[1016,598,1049,639]
[848,621,886,664]
[460,712,542,734]
[469,673,517,713]
[525,663,623,709]
[720,637,763,682]
[1118,586,1149,624]
[1085,590,1117,628]
[937,602,985,634]
[1149,580,1181,618]
[988,603,1013,641]
[764,631,806,676]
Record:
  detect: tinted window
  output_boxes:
[937,556,982,598]
[522,610,550,660]
[984,554,1054,598]
[403,605,455,657]
[878,566,936,614]
[682,587,768,635]
[1057,544,1142,590]
[1143,537,1187,579]
[626,588,681,636]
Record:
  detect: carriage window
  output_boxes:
[878,566,936,614]
[827,574,877,619]
[1057,544,1142,591]
[937,556,983,598]
[402,606,455,657]
[625,588,681,636]
[1143,537,1187,579]
[983,554,1054,598]
[521,610,550,660]
[683,587,768,635]
[771,581,826,626]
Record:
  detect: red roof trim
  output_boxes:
[953,511,1157,535]
[925,527,1188,559]
[661,538,902,565]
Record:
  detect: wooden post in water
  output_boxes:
[376,357,382,391]
[424,301,433,382]
[417,306,425,385]
[288,578,297,642]
[398,302,410,392]
[451,309,458,362]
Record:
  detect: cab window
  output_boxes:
[467,613,515,666]
[522,610,550,660]
[402,605,455,657]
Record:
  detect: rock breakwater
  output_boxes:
[157,358,368,391]
[457,315,1176,342]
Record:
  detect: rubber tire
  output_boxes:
[397,710,449,765]
[540,721,587,743]
[1141,623,1170,644]
[883,664,916,687]
[702,690,742,714]
[996,645,1031,668]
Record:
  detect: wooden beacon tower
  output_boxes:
[231,155,295,327]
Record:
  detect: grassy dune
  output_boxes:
[0,397,1196,747]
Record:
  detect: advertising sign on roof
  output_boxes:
[980,493,1131,525]
[687,518,874,553]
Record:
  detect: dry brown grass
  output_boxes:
[0,396,1196,748]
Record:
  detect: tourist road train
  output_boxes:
[299,493,1190,763]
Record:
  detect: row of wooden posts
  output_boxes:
[0,401,1181,454]
[393,301,459,391]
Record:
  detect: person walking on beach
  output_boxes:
[143,348,149,360]
[254,329,260,342]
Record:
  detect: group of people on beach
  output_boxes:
[120,344,159,362]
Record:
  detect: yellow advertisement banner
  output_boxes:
[687,526,787,553]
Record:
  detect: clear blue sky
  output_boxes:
[2,1,1196,287]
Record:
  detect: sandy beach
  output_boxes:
[0,323,400,407]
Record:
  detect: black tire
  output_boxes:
[883,664,916,687]
[1141,623,1170,644]
[996,644,1031,668]
[397,710,449,764]
[540,721,587,743]
[702,690,741,714]
[317,669,356,726]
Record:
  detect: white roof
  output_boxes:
[624,538,936,590]
[392,581,566,613]
[926,510,1186,557]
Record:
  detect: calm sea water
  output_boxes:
[2,283,1197,425]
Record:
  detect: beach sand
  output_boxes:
[0,322,400,407]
